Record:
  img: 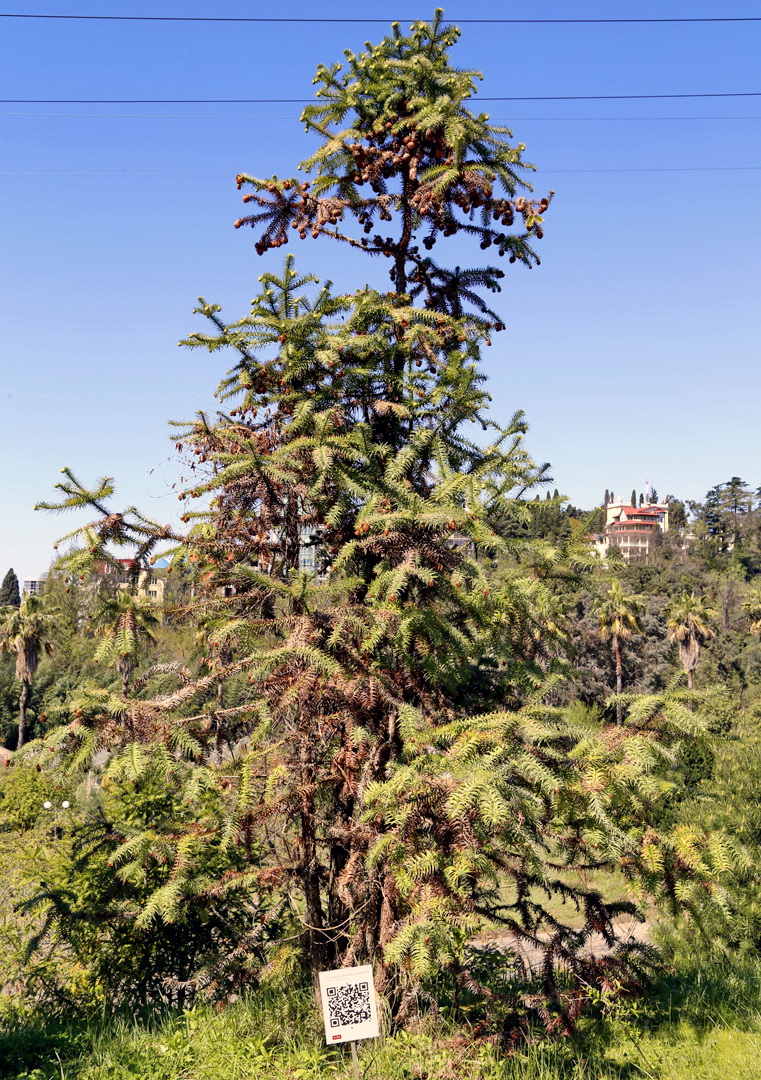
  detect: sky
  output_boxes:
[1,1,759,582]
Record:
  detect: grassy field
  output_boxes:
[3,957,761,1080]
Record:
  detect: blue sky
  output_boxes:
[1,1,759,581]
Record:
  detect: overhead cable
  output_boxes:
[2,11,761,23]
[3,112,760,121]
[2,165,759,176]
[2,92,761,104]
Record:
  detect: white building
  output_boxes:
[593,495,669,563]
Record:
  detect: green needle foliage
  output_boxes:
[32,11,725,1038]
[233,9,551,314]
[0,568,21,609]
[11,750,279,1010]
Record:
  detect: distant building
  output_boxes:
[94,557,170,603]
[22,579,44,596]
[298,528,320,575]
[593,495,669,563]
[298,527,332,580]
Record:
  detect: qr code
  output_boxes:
[326,981,371,1028]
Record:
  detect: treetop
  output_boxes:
[233,10,553,321]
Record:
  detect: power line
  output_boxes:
[2,112,761,122]
[547,165,761,173]
[1,166,759,176]
[2,93,761,104]
[2,11,761,23]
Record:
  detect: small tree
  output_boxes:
[743,587,761,638]
[596,581,645,724]
[725,476,752,516]
[0,594,55,748]
[665,496,687,530]
[0,569,21,608]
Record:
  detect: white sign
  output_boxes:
[318,964,380,1045]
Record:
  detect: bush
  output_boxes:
[0,760,60,832]
[656,710,761,957]
[12,757,284,1012]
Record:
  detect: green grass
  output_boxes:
[3,958,761,1080]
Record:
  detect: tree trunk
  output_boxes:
[326,798,351,961]
[681,638,699,692]
[614,636,623,726]
[213,680,226,762]
[17,680,29,749]
[298,733,328,988]
[119,656,132,699]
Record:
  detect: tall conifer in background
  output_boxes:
[0,568,21,608]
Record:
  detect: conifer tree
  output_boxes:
[233,10,550,324]
[37,12,720,1034]
[0,568,21,608]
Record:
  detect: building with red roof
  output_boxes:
[594,498,669,562]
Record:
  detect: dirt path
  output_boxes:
[473,916,651,970]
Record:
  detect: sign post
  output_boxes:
[318,964,379,1079]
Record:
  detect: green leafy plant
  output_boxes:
[16,752,283,1009]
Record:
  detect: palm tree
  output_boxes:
[743,587,761,638]
[0,593,55,748]
[93,589,161,698]
[596,581,645,725]
[665,592,715,690]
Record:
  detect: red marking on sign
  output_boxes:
[332,1035,342,1041]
